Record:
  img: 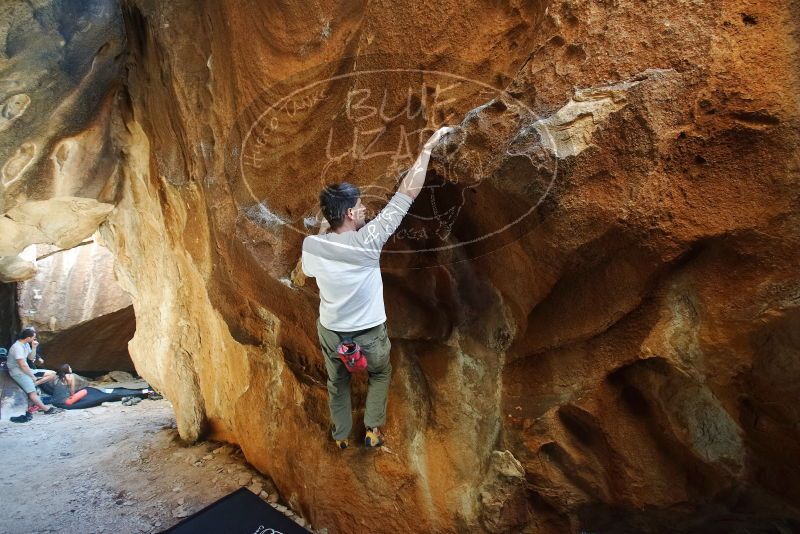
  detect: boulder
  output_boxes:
[17,241,134,371]
[1,0,799,532]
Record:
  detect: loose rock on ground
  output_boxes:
[0,400,315,533]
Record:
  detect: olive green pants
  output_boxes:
[317,319,392,441]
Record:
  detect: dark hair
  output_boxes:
[18,328,35,340]
[319,182,360,230]
[57,364,71,381]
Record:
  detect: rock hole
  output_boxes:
[694,155,707,165]
[562,3,579,25]
[557,406,601,448]
[548,35,566,47]
[54,142,71,170]
[1,93,31,120]
[730,110,780,126]
[677,131,687,140]
[740,13,757,25]
[97,41,112,57]
[488,99,508,112]
[2,142,36,186]
[539,441,568,463]
[619,384,651,418]
[0,94,32,133]
[564,43,586,62]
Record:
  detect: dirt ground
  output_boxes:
[0,399,316,534]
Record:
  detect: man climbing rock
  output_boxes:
[302,125,454,449]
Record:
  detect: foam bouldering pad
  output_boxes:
[161,488,310,534]
[54,387,150,409]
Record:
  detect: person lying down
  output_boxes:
[44,364,158,410]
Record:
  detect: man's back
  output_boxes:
[302,191,413,331]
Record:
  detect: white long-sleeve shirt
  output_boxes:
[302,191,414,331]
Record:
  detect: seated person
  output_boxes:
[6,328,60,416]
[22,327,56,382]
[50,364,154,409]
[49,364,78,406]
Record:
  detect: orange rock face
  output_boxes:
[2,0,799,532]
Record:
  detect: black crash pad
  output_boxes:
[162,488,310,534]
[56,386,149,409]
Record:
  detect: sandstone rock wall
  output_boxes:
[18,242,131,330]
[0,0,123,281]
[1,0,799,532]
[17,241,134,371]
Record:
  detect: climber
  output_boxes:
[302,125,455,449]
[5,328,61,419]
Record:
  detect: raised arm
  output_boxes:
[397,126,455,200]
[27,339,39,366]
[354,126,455,256]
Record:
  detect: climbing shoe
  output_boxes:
[364,428,384,448]
[27,405,41,414]
[42,406,64,415]
[11,413,32,423]
[335,439,349,450]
